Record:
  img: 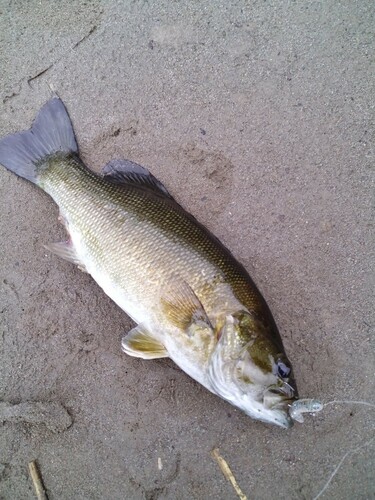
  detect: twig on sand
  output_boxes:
[28,461,49,500]
[211,448,247,500]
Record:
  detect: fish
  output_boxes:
[0,98,298,428]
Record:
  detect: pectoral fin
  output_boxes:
[161,279,212,334]
[44,241,87,272]
[121,325,168,359]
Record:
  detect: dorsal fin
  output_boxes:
[102,159,174,199]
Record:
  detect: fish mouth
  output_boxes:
[262,396,294,428]
[263,381,297,411]
[238,390,294,428]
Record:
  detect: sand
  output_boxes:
[0,1,374,498]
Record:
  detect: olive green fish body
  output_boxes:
[0,98,298,427]
[39,155,266,379]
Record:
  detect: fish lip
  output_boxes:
[269,405,294,428]
[272,398,295,411]
[280,380,297,399]
[263,380,296,405]
[239,395,294,428]
[279,414,294,429]
[260,390,295,428]
[262,384,298,422]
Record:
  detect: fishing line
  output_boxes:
[311,400,375,499]
[324,400,375,409]
[312,436,375,500]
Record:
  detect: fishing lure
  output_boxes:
[289,399,324,423]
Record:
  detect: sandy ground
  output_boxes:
[0,1,374,499]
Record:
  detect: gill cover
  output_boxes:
[207,311,295,428]
[208,311,276,397]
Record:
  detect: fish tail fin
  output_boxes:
[0,97,78,184]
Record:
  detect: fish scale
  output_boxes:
[41,155,260,328]
[0,97,301,428]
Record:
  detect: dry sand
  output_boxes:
[0,1,374,498]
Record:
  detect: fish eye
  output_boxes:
[277,360,291,379]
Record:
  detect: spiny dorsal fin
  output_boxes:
[102,159,174,199]
[121,325,168,359]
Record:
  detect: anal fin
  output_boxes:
[44,241,87,272]
[121,325,168,360]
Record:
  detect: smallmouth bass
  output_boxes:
[0,98,300,427]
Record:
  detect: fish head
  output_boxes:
[208,311,297,428]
